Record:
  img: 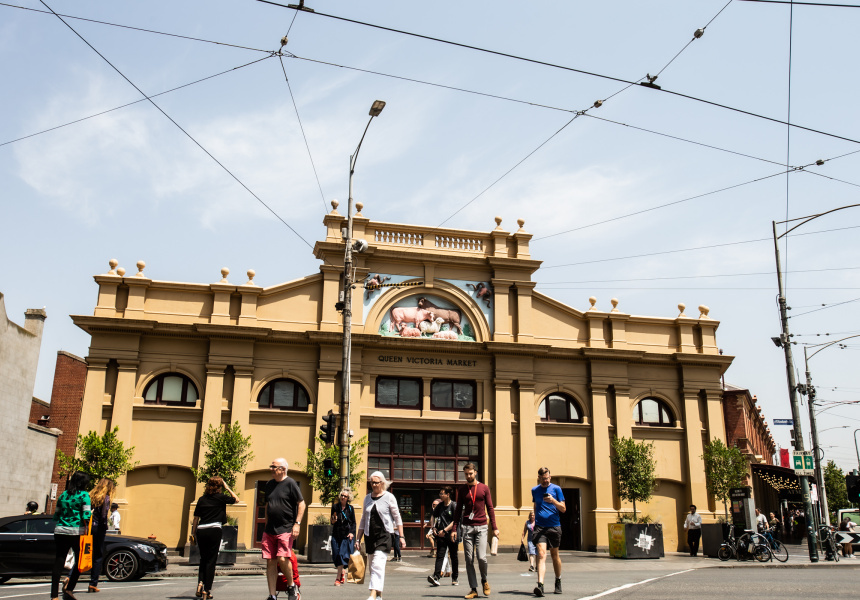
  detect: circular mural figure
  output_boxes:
[379,294,476,341]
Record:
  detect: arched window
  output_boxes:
[258,378,310,411]
[538,393,583,423]
[143,373,199,406]
[633,398,675,427]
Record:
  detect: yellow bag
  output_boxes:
[78,517,93,573]
[347,550,365,584]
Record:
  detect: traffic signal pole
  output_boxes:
[773,221,819,562]
[803,347,829,526]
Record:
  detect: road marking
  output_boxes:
[0,582,175,599]
[576,569,693,600]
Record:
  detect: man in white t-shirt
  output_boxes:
[683,505,702,556]
[755,508,768,533]
[109,503,121,532]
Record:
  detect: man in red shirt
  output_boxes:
[452,463,500,599]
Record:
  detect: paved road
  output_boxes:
[2,553,857,600]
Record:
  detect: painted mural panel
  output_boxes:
[362,274,493,332]
[378,294,476,341]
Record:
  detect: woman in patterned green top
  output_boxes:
[51,472,92,600]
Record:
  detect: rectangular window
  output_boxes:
[394,433,423,455]
[376,377,422,408]
[431,380,476,411]
[426,459,456,481]
[369,431,391,454]
[427,434,455,456]
[393,458,423,481]
[367,430,481,485]
[368,457,391,479]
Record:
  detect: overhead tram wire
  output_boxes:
[434,0,733,228]
[738,0,860,7]
[0,55,275,148]
[36,0,315,250]
[789,296,860,318]
[540,224,860,269]
[0,2,272,53]
[278,54,328,213]
[257,0,860,147]
[536,265,860,286]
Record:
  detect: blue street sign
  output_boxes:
[773,419,794,425]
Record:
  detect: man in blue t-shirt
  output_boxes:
[530,467,566,597]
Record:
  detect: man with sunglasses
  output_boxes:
[264,458,305,600]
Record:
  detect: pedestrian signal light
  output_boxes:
[320,410,337,446]
[847,474,860,504]
[789,429,796,448]
[323,458,335,478]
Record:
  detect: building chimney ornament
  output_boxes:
[698,305,710,319]
[588,296,597,311]
[517,218,525,232]
[611,298,619,312]
[494,216,503,230]
[678,303,686,317]
[220,267,230,284]
[355,201,364,216]
[135,261,146,277]
[107,258,118,276]
[246,269,256,285]
[117,267,126,277]
[330,199,340,215]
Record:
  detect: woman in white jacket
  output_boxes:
[355,471,405,600]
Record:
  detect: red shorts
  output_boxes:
[262,531,294,559]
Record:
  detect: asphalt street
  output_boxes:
[1,553,857,600]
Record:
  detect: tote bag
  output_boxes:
[78,516,94,573]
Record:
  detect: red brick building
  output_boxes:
[28,351,88,506]
[722,384,776,465]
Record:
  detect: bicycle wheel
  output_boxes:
[754,544,771,562]
[830,539,840,562]
[770,540,789,563]
[717,545,732,561]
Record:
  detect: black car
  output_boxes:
[0,514,168,583]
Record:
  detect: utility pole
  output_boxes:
[772,221,819,561]
[339,100,386,492]
[803,347,828,526]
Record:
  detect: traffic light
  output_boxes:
[847,474,860,505]
[319,410,337,446]
[323,458,335,478]
[789,429,796,448]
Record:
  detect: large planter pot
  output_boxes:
[608,523,664,559]
[306,524,333,564]
[701,523,727,558]
[188,525,238,565]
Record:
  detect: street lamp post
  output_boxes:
[772,204,860,562]
[803,335,860,527]
[339,100,386,491]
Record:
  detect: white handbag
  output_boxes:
[64,549,75,569]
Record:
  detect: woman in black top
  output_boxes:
[68,478,114,592]
[329,489,356,585]
[191,477,238,599]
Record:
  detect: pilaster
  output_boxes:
[493,379,515,509]
[515,283,535,343]
[491,279,513,342]
[682,389,709,509]
[517,381,537,508]
[78,358,108,437]
[111,361,139,495]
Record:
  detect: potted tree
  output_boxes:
[607,436,663,559]
[188,421,253,565]
[701,438,747,557]
[298,434,367,563]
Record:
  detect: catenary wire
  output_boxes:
[256,0,860,147]
[278,55,328,213]
[533,168,794,242]
[0,2,272,53]
[537,266,860,286]
[789,296,860,318]
[36,0,314,249]
[0,55,274,148]
[738,0,860,7]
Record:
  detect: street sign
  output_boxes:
[792,451,815,476]
[773,419,794,425]
[50,483,57,500]
[836,532,860,545]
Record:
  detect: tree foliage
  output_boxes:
[701,438,747,519]
[298,435,368,506]
[610,436,657,521]
[192,421,254,489]
[824,460,852,517]
[57,427,138,483]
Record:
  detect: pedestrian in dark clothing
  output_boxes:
[330,489,356,585]
[191,477,238,599]
[51,471,92,600]
[263,458,305,600]
[427,485,459,587]
[452,463,499,599]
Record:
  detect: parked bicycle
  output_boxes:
[717,527,769,562]
[760,526,789,562]
[819,525,840,562]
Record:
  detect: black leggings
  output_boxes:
[196,528,223,591]
[52,534,81,598]
[434,536,459,578]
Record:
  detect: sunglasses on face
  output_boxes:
[269,465,283,470]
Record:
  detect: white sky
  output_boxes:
[2,0,859,473]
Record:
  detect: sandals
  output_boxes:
[195,583,204,598]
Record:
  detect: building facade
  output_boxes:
[71,208,732,551]
[0,292,59,517]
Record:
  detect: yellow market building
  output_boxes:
[71,205,732,553]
